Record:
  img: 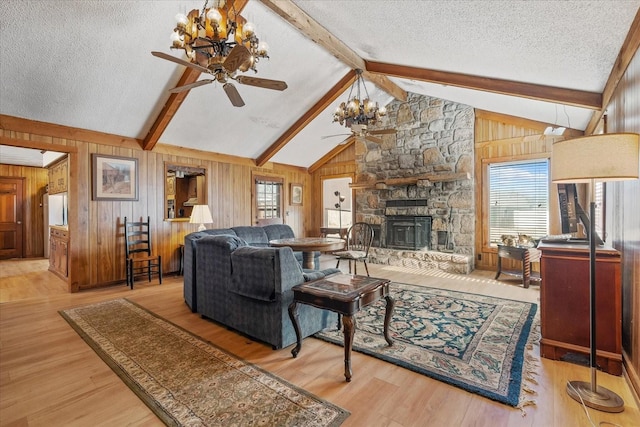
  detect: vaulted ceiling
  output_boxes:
[1,1,639,169]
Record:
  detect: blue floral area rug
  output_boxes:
[315,283,539,408]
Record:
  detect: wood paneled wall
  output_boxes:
[0,165,48,257]
[1,118,311,292]
[605,47,640,401]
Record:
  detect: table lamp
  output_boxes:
[190,205,213,232]
[552,133,639,413]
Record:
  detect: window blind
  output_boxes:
[489,159,549,243]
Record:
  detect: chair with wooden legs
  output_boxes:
[124,216,162,289]
[334,222,374,276]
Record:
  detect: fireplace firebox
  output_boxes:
[385,216,432,250]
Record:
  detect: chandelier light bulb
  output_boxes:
[257,41,269,57]
[347,99,359,115]
[378,105,387,116]
[243,22,255,38]
[175,13,189,29]
[206,8,222,26]
[170,31,184,48]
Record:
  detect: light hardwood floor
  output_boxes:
[1,257,638,426]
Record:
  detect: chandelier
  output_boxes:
[170,0,268,74]
[333,69,387,128]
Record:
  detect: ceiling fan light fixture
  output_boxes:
[170,0,268,74]
[333,69,387,128]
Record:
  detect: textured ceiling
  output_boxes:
[1,1,639,168]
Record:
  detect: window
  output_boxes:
[254,175,283,225]
[594,182,605,241]
[488,159,549,244]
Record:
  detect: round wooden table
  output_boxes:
[269,237,345,269]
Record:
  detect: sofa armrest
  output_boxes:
[302,268,341,282]
[230,246,305,301]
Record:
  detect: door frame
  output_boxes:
[0,136,79,291]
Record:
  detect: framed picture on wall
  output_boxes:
[92,154,139,201]
[290,183,303,206]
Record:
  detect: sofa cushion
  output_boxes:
[263,224,296,241]
[229,246,302,302]
[231,226,270,247]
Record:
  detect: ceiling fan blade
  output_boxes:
[339,136,355,145]
[369,128,396,135]
[151,51,210,74]
[222,45,252,73]
[223,83,245,107]
[365,135,383,144]
[168,79,214,93]
[235,76,288,91]
[321,133,352,140]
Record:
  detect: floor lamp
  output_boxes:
[551,133,639,413]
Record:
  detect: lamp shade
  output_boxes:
[190,205,213,231]
[552,133,640,183]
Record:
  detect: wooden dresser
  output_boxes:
[538,242,622,375]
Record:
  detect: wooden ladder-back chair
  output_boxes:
[124,216,162,289]
[335,222,374,276]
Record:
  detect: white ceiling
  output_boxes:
[1,1,638,168]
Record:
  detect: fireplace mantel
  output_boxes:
[350,172,471,190]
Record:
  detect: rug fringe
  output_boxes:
[518,316,542,416]
[517,399,537,416]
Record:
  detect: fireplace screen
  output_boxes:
[385,216,432,250]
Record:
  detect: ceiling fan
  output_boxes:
[322,124,396,145]
[151,45,287,107]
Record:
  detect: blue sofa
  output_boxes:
[183,225,338,349]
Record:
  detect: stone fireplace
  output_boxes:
[353,92,475,273]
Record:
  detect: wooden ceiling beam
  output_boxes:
[308,137,355,174]
[366,60,602,110]
[141,67,201,151]
[585,7,640,134]
[141,0,249,151]
[260,0,407,102]
[255,70,356,167]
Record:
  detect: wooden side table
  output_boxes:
[495,245,541,288]
[320,227,348,239]
[289,274,394,382]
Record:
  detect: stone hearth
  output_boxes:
[368,247,474,275]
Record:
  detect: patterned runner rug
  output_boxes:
[315,283,539,408]
[60,299,349,426]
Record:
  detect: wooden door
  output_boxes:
[0,177,24,259]
[253,174,284,226]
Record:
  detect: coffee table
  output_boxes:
[288,273,394,382]
[269,237,345,269]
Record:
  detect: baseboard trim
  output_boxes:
[623,349,640,408]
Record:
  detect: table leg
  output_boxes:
[288,301,302,357]
[343,314,355,382]
[383,295,395,346]
[302,251,315,269]
[495,255,502,280]
[522,250,531,289]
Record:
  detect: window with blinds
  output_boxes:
[489,159,549,244]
